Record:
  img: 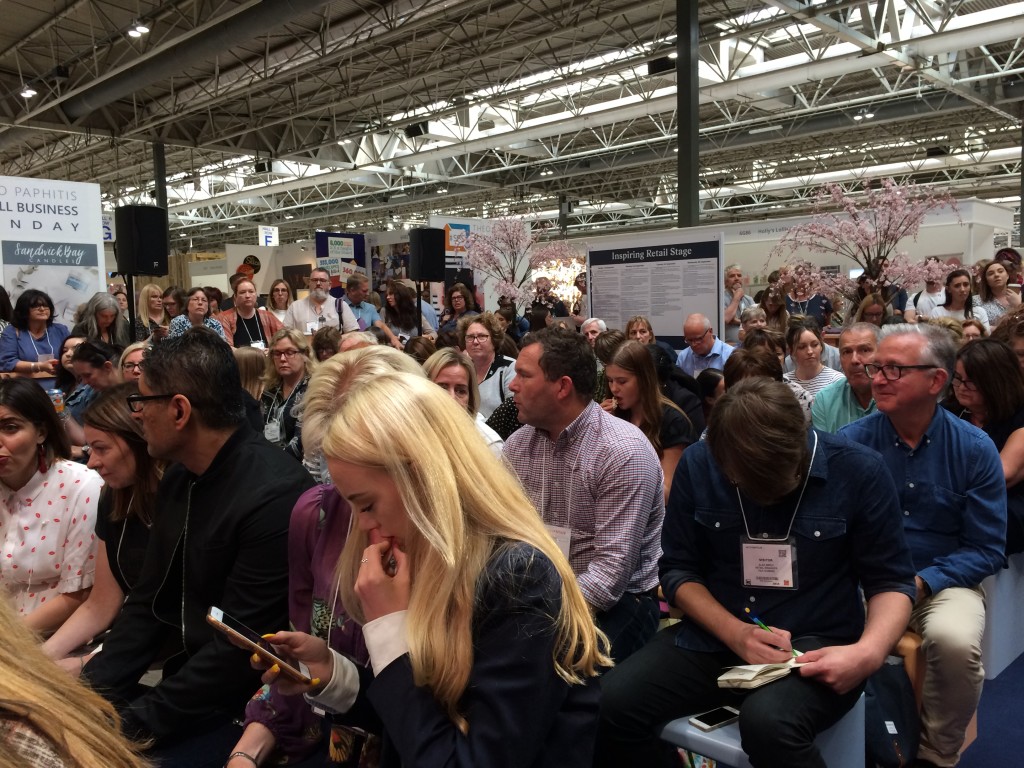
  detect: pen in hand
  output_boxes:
[745,608,800,658]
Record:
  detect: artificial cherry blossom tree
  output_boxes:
[769,179,958,307]
[459,217,581,308]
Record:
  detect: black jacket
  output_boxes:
[83,425,315,742]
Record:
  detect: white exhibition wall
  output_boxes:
[224,242,318,294]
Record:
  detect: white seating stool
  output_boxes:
[980,551,1024,679]
[659,692,864,768]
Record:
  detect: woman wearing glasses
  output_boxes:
[261,329,315,457]
[457,312,515,419]
[0,289,71,389]
[118,342,148,382]
[42,382,164,670]
[952,339,1024,555]
[438,282,479,334]
[167,286,228,342]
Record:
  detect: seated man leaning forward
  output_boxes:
[81,329,315,754]
[596,377,916,768]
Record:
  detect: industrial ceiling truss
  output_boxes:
[0,0,1020,250]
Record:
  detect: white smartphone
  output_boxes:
[688,705,740,732]
[206,606,312,685]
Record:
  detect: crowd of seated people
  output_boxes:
[2,259,1021,768]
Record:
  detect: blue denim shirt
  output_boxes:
[840,407,1006,594]
[662,429,916,653]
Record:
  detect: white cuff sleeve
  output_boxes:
[303,650,361,714]
[363,610,410,676]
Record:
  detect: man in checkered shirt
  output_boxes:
[505,326,665,661]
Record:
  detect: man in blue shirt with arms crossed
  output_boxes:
[841,324,1006,768]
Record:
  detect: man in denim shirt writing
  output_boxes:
[597,378,916,768]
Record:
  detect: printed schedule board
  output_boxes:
[588,232,723,351]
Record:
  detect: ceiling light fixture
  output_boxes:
[128,21,149,38]
[854,107,875,121]
[19,86,37,98]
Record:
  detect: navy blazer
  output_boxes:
[368,542,601,767]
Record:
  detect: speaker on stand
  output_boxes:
[114,204,169,336]
[408,228,446,336]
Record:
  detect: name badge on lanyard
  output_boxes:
[741,538,798,589]
[735,432,816,592]
[545,524,573,560]
[250,341,266,350]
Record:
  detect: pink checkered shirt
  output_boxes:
[504,401,664,611]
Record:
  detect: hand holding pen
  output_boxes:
[747,612,801,659]
[727,607,795,664]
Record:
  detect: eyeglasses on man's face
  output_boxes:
[684,328,712,346]
[465,334,491,344]
[863,363,938,381]
[126,393,174,413]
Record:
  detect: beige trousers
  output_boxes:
[908,584,986,767]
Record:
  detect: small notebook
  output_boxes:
[717,653,805,690]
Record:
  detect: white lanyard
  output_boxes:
[735,431,817,542]
[239,312,264,345]
[29,327,53,358]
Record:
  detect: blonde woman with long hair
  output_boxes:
[225,347,421,768]
[0,594,149,768]
[260,348,609,767]
[134,283,169,342]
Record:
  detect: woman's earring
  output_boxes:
[37,444,47,474]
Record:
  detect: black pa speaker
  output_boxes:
[408,227,445,282]
[114,205,168,275]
